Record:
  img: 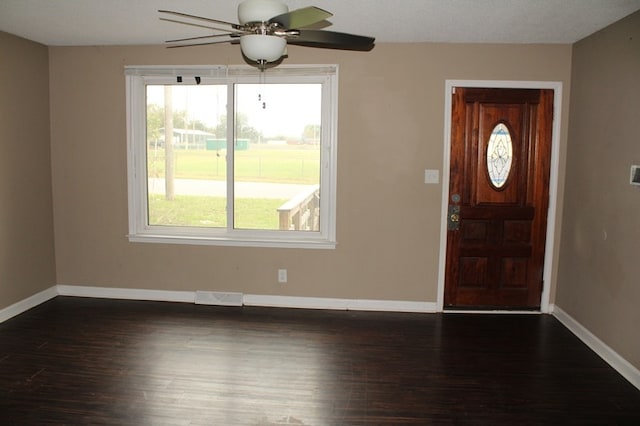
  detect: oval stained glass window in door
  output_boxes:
[486,123,513,188]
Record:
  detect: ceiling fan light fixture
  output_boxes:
[240,34,287,62]
[237,0,288,25]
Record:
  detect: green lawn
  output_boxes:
[149,194,287,229]
[147,145,316,228]
[147,145,320,184]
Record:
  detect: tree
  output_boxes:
[214,112,263,143]
[164,86,175,201]
[146,104,164,144]
[303,124,321,143]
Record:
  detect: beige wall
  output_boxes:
[48,42,571,303]
[557,11,640,369]
[0,32,56,309]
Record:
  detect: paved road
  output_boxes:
[148,178,313,199]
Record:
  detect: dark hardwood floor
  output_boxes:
[1,297,639,425]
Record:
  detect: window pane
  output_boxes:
[486,123,513,188]
[234,84,321,231]
[146,85,227,227]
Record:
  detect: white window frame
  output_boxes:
[125,65,338,249]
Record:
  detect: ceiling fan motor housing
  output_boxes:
[237,0,288,24]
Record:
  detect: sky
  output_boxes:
[147,83,321,139]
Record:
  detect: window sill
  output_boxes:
[127,233,337,250]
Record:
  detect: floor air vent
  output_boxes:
[195,291,243,306]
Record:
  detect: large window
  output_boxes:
[125,66,337,248]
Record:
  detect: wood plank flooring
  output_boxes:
[1,297,639,425]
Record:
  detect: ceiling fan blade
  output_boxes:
[166,39,238,49]
[159,10,240,29]
[269,6,332,29]
[160,18,245,35]
[287,29,375,51]
[166,33,240,44]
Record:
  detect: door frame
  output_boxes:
[436,80,563,313]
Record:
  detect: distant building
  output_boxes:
[153,128,216,150]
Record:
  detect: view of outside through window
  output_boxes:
[146,83,322,232]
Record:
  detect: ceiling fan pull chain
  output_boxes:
[259,69,267,109]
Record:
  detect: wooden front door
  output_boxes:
[444,87,553,309]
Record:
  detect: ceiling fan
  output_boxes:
[159,0,375,70]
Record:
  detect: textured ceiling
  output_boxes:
[1,0,639,47]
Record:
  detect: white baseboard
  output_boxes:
[57,284,195,303]
[0,286,58,323]
[553,305,640,391]
[243,294,437,313]
[444,310,542,314]
[2,285,434,324]
[56,284,435,313]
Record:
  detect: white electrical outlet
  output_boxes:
[278,269,288,283]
